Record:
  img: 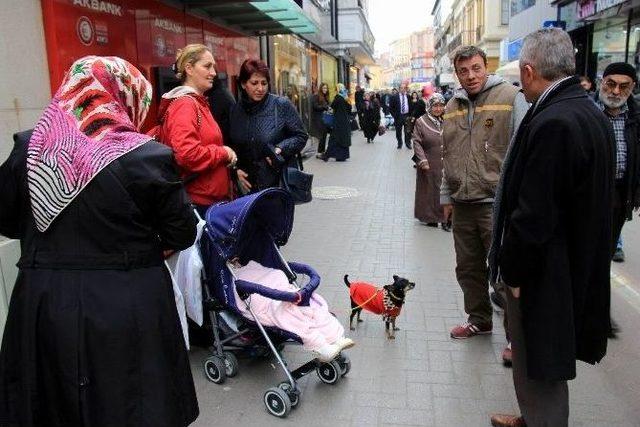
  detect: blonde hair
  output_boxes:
[174,44,209,82]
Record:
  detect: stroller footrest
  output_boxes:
[290,360,319,380]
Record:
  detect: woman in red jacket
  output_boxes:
[156,44,239,213]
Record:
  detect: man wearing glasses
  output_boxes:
[596,62,640,337]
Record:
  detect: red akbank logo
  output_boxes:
[72,0,123,17]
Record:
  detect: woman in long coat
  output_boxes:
[360,91,381,144]
[320,83,351,161]
[310,82,330,156]
[0,56,199,426]
[412,93,449,230]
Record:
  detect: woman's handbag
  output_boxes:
[281,154,313,204]
[350,114,359,131]
[322,111,334,130]
[378,125,386,136]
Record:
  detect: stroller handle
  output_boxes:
[234,262,320,306]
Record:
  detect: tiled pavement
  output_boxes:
[190,129,640,426]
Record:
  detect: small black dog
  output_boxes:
[344,275,415,339]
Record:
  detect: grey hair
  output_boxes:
[520,28,575,80]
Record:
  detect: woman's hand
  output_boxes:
[418,159,430,171]
[265,147,282,167]
[223,146,237,167]
[236,169,252,191]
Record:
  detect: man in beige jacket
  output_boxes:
[441,46,528,341]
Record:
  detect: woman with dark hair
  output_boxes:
[319,83,351,162]
[360,91,381,144]
[406,91,425,137]
[311,82,330,157]
[228,58,308,192]
[0,56,199,426]
[579,75,596,98]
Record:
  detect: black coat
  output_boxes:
[361,101,381,139]
[410,99,426,119]
[228,93,308,190]
[310,93,329,138]
[493,77,614,381]
[206,79,236,145]
[328,95,352,148]
[389,92,409,119]
[0,133,199,426]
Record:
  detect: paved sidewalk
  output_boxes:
[190,130,639,426]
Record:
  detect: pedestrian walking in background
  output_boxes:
[412,93,448,230]
[580,75,596,99]
[355,85,365,130]
[320,83,351,162]
[311,82,330,157]
[389,81,412,149]
[441,45,528,341]
[405,91,424,137]
[228,58,308,191]
[0,56,199,427]
[488,28,614,427]
[361,91,381,143]
[155,44,236,213]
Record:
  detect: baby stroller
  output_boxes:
[197,188,351,417]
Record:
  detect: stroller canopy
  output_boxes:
[205,188,295,259]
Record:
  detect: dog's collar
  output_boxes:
[386,290,404,304]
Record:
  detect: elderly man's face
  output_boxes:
[455,54,488,96]
[600,74,635,109]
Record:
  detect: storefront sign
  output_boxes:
[508,38,523,61]
[577,0,597,19]
[72,0,122,16]
[596,0,626,12]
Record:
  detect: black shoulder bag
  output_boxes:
[275,98,313,204]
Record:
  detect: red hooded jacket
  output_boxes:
[155,88,230,206]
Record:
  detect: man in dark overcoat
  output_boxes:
[488,28,614,427]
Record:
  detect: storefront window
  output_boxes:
[349,66,358,104]
[320,52,338,101]
[592,18,628,79]
[628,11,640,85]
[273,34,310,126]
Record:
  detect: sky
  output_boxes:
[368,0,435,55]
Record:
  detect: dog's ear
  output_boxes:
[393,275,399,282]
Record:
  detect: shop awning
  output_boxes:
[181,0,318,36]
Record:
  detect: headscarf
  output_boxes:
[426,93,446,128]
[27,56,152,232]
[337,83,348,98]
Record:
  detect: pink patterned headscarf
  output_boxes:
[27,56,152,232]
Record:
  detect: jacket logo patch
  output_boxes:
[484,118,494,128]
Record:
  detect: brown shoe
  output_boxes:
[490,414,526,427]
[502,344,512,367]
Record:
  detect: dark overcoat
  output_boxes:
[328,95,351,148]
[228,93,308,190]
[309,93,329,139]
[0,132,199,426]
[495,78,614,381]
[361,101,381,140]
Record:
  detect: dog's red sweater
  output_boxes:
[350,282,400,317]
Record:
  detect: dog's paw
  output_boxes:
[357,319,364,323]
[350,326,356,331]
[388,335,396,340]
[393,327,400,331]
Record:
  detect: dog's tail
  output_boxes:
[343,274,351,288]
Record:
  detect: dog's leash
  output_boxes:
[350,289,382,312]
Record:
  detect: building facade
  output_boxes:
[554,0,640,83]
[410,28,436,87]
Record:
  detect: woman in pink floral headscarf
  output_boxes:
[0,56,199,426]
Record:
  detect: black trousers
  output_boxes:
[394,114,411,148]
[611,182,627,256]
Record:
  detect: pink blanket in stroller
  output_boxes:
[233,261,343,351]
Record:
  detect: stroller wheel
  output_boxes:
[223,352,239,377]
[203,356,226,384]
[316,360,342,385]
[278,381,300,408]
[338,354,351,377]
[264,387,292,418]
